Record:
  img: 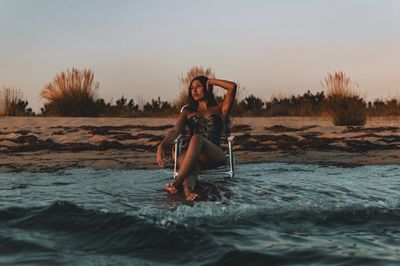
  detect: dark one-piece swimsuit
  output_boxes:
[186,114,224,146]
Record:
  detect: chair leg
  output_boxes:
[228,139,235,178]
[173,136,180,179]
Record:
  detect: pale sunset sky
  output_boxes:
[1,0,399,112]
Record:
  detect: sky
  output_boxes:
[1,0,399,112]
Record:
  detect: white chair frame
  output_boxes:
[172,105,235,179]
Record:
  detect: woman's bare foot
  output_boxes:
[184,187,199,201]
[166,183,178,194]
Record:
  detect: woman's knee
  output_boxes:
[189,134,204,145]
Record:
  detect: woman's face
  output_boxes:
[191,80,205,101]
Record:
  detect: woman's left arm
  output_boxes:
[208,79,237,116]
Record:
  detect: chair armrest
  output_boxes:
[173,135,182,143]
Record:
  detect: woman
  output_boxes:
[157,76,237,201]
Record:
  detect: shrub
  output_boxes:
[98,96,140,116]
[40,68,99,116]
[368,97,400,116]
[265,91,326,116]
[322,71,367,126]
[143,97,174,114]
[239,95,264,115]
[0,86,33,116]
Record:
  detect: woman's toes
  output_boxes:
[186,192,199,201]
[166,183,178,194]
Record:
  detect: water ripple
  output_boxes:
[1,163,400,265]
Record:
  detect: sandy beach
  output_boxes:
[0,116,399,173]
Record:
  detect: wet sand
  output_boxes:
[0,116,399,173]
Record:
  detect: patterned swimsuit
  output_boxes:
[186,114,224,146]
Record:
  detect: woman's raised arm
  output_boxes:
[208,79,237,117]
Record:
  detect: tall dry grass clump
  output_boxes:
[322,71,367,126]
[173,66,216,109]
[40,68,99,116]
[0,86,32,116]
[0,86,22,115]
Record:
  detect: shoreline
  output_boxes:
[1,150,400,174]
[1,117,399,173]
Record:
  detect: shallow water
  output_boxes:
[1,163,400,266]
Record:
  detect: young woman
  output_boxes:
[156,76,237,201]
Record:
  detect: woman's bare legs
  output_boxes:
[166,150,200,200]
[168,134,225,200]
[182,159,200,201]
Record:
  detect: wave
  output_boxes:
[1,201,220,263]
[208,249,398,266]
[2,201,400,265]
[3,200,400,229]
[139,200,400,229]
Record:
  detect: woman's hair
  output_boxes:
[187,76,217,111]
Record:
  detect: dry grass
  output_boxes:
[0,86,23,116]
[173,66,216,108]
[322,71,367,126]
[40,68,99,116]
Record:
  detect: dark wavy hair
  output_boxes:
[187,76,217,111]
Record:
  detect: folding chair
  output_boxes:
[172,105,235,179]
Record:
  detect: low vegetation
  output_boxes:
[0,86,33,116]
[322,71,367,126]
[368,98,400,116]
[40,68,99,116]
[3,68,398,124]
